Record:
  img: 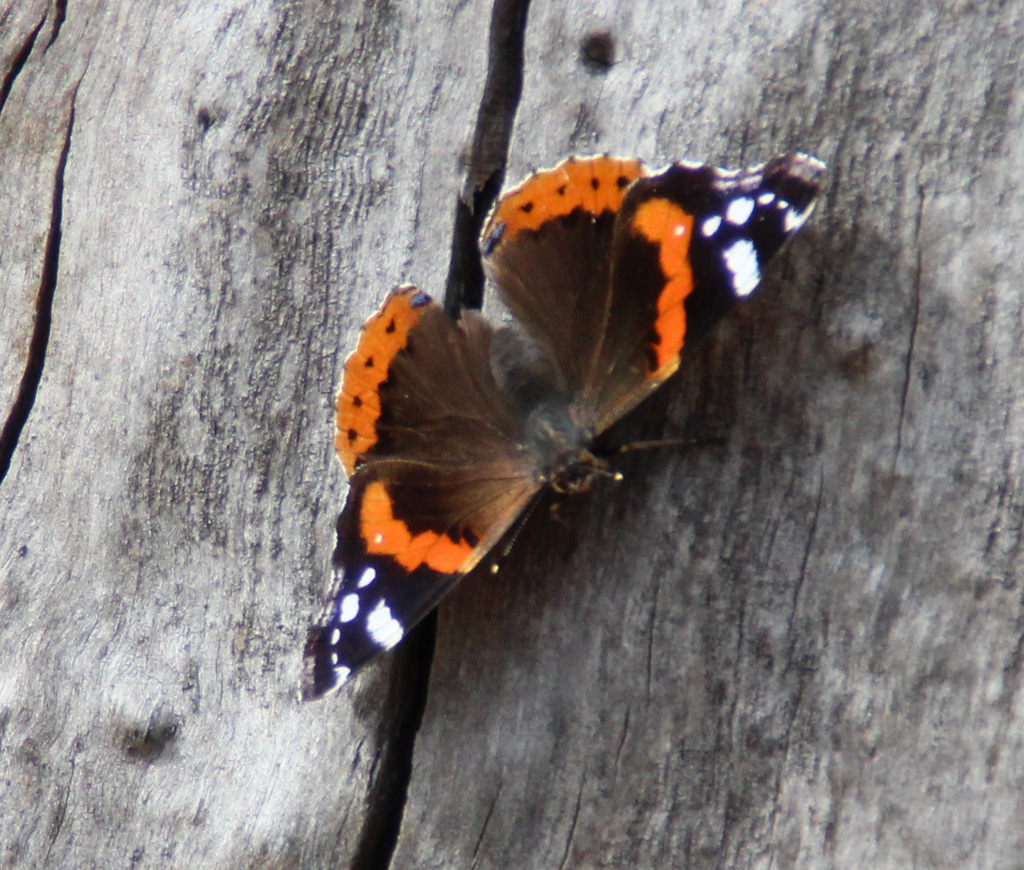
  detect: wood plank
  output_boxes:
[0,0,489,866]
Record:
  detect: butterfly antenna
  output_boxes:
[616,435,726,454]
[589,464,624,482]
[488,491,546,575]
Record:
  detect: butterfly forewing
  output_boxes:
[590,152,825,431]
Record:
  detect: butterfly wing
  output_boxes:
[588,152,826,430]
[303,286,538,699]
[481,153,824,434]
[480,156,648,395]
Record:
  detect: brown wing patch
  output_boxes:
[630,198,697,373]
[335,285,429,476]
[482,155,647,245]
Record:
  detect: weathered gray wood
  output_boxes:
[5,0,1024,868]
[0,0,63,420]
[0,0,490,867]
[393,1,1024,869]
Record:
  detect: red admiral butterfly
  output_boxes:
[302,152,825,699]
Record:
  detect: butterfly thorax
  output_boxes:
[489,324,603,490]
[523,397,605,493]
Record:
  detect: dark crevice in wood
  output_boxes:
[445,173,503,319]
[469,780,502,864]
[0,91,75,485]
[0,15,44,119]
[443,0,531,317]
[895,179,925,468]
[45,0,68,50]
[43,756,74,865]
[350,612,436,870]
[556,785,583,870]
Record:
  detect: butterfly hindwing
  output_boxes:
[481,156,648,396]
[303,470,535,697]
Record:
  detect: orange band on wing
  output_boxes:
[336,287,427,476]
[484,156,647,242]
[631,199,696,372]
[360,480,475,573]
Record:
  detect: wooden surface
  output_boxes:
[2,0,1024,868]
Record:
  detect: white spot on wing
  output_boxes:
[725,197,755,226]
[701,215,722,237]
[366,600,404,649]
[357,567,377,589]
[340,593,360,623]
[784,203,815,232]
[723,239,761,297]
[757,192,775,205]
[334,665,351,684]
[329,627,341,646]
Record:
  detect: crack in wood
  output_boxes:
[0,14,45,120]
[43,756,74,865]
[611,705,631,787]
[469,780,502,868]
[45,0,67,50]
[555,784,583,870]
[443,0,532,317]
[782,471,824,667]
[0,86,77,485]
[350,611,436,870]
[895,179,926,468]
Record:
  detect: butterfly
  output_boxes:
[302,151,825,699]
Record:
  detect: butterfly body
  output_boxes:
[303,152,825,700]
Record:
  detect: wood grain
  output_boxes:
[2,0,1024,868]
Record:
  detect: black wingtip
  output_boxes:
[300,625,352,702]
[765,151,827,208]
